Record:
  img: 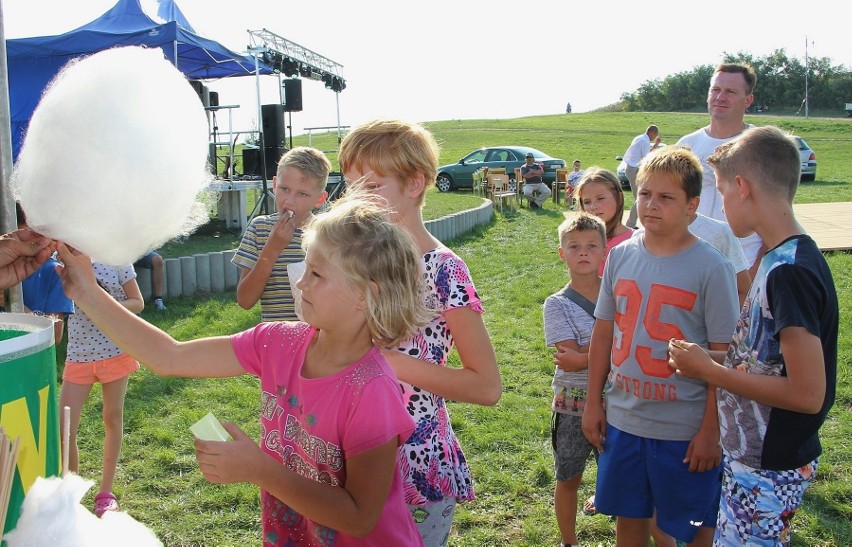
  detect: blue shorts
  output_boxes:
[595,423,721,543]
[133,251,158,270]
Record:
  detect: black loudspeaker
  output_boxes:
[188,79,207,106]
[261,104,286,148]
[283,78,303,112]
[242,148,262,177]
[208,91,219,107]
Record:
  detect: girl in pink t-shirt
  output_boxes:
[574,167,635,275]
[57,192,430,546]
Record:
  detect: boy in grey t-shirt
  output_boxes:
[582,146,739,546]
[544,212,606,547]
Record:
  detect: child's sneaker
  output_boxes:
[93,491,119,517]
[154,298,167,311]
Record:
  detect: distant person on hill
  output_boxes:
[670,126,838,545]
[521,152,551,209]
[133,251,167,310]
[622,125,662,228]
[233,146,329,322]
[544,212,606,547]
[339,118,502,547]
[677,62,764,276]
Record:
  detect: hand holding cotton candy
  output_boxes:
[12,46,212,265]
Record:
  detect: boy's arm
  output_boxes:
[57,244,244,379]
[735,270,751,308]
[582,319,612,451]
[235,214,299,310]
[670,328,825,414]
[682,341,727,472]
[553,339,589,372]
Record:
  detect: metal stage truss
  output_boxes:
[248,29,346,92]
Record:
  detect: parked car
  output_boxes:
[436,146,566,192]
[796,136,817,181]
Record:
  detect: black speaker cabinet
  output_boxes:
[283,78,303,112]
[261,104,286,148]
[242,148,262,177]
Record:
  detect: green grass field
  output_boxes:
[69,112,852,545]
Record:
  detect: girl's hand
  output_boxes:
[194,422,266,485]
[55,243,98,301]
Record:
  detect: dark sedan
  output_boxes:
[436,146,566,192]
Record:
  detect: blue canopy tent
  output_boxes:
[5,0,274,159]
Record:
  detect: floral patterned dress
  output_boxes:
[393,247,483,505]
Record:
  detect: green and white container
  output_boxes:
[0,314,59,537]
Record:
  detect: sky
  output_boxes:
[3,0,850,140]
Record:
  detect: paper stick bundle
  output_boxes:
[0,426,21,537]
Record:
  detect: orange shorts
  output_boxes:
[63,353,139,385]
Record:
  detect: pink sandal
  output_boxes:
[93,491,119,517]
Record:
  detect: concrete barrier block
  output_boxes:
[222,250,239,290]
[194,253,211,294]
[209,252,225,293]
[180,256,197,297]
[165,258,182,299]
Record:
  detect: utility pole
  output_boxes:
[804,36,809,118]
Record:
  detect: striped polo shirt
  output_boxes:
[232,212,304,322]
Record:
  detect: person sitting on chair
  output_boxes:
[522,152,550,209]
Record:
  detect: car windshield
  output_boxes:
[463,149,488,163]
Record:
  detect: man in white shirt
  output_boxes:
[622,125,661,228]
[677,62,764,276]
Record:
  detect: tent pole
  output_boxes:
[0,0,24,312]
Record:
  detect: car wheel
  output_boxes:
[508,175,517,193]
[436,174,453,192]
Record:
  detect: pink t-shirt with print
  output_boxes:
[231,321,422,546]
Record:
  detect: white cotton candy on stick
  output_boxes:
[12,46,212,265]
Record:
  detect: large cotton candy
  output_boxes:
[12,46,212,265]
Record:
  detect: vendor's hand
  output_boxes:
[581,399,607,451]
[684,426,722,472]
[0,228,56,290]
[667,339,714,381]
[194,422,266,485]
[55,243,98,301]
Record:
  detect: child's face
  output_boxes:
[273,167,327,220]
[296,246,364,328]
[558,230,605,276]
[715,170,752,238]
[579,182,618,225]
[636,173,698,235]
[343,164,410,220]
